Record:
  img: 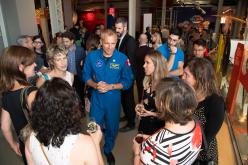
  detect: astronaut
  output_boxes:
[83,29,133,165]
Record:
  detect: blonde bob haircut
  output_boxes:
[46,45,68,70]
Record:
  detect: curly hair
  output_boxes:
[187,57,220,97]
[31,78,83,147]
[143,50,168,91]
[46,45,68,70]
[155,78,197,125]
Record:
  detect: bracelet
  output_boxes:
[112,84,115,90]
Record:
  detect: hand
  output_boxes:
[135,104,144,116]
[139,108,158,117]
[170,46,177,54]
[97,81,110,93]
[12,142,22,156]
[89,124,102,145]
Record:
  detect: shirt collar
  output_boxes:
[69,44,76,52]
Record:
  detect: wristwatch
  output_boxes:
[112,84,115,90]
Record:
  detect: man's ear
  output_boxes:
[19,64,24,72]
[124,25,127,32]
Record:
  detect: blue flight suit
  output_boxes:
[83,49,134,153]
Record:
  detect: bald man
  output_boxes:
[135,33,151,102]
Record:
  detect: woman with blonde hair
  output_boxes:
[151,31,163,50]
[36,45,74,87]
[0,46,37,164]
[135,50,168,135]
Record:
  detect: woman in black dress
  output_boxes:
[182,57,225,163]
[135,50,168,135]
[0,46,37,164]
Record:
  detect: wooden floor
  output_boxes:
[217,120,237,165]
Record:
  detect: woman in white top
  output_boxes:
[25,78,104,165]
[36,45,74,87]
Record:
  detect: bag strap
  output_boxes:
[20,86,37,122]
[194,117,212,161]
[40,143,52,165]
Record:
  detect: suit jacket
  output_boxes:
[117,33,136,72]
[75,46,85,80]
[135,45,150,77]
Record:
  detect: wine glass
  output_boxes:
[87,117,97,134]
[135,131,144,144]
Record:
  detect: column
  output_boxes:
[48,0,64,37]
[40,0,50,46]
[161,0,166,27]
[62,0,73,29]
[136,0,141,33]
[129,0,136,38]
[214,0,224,42]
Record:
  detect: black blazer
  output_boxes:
[117,33,136,71]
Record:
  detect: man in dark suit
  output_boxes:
[135,34,151,102]
[115,17,136,132]
[62,31,85,106]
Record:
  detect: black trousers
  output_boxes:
[73,75,85,108]
[121,85,136,126]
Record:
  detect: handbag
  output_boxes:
[19,86,37,142]
[193,118,216,165]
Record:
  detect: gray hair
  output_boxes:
[16,35,31,46]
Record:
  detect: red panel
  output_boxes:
[226,43,245,114]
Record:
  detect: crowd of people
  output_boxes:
[0,16,226,165]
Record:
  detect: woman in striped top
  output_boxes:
[133,78,202,165]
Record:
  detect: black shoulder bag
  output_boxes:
[19,86,37,142]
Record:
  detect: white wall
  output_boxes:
[16,0,37,36]
[0,0,37,45]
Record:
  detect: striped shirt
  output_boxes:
[140,122,202,165]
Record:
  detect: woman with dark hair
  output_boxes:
[135,50,168,135]
[0,46,37,164]
[182,57,225,164]
[25,78,103,165]
[32,35,48,70]
[86,34,101,52]
[133,78,202,165]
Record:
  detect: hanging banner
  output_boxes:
[215,34,225,74]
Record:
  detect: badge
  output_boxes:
[96,60,103,68]
[110,63,120,69]
[125,59,131,66]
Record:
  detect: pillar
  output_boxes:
[129,0,136,38]
[214,0,224,42]
[48,0,64,37]
[62,0,73,29]
[136,0,141,33]
[161,0,166,27]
